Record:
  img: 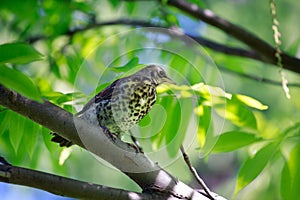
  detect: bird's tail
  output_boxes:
[50,111,82,147]
[50,132,73,147]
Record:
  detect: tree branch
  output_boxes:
[180,146,215,200]
[0,85,224,200]
[165,0,300,74]
[26,19,260,61]
[218,65,300,87]
[189,35,264,61]
[26,15,300,75]
[26,18,270,67]
[0,157,161,200]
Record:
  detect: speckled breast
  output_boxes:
[96,79,157,135]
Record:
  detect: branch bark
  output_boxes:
[0,85,225,199]
[166,0,300,74]
[27,19,261,61]
[0,158,162,200]
[26,15,300,75]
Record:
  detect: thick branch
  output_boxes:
[0,159,160,200]
[0,85,223,200]
[166,0,300,74]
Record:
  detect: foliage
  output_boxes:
[0,0,300,199]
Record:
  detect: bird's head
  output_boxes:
[136,65,176,86]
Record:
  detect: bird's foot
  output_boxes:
[127,143,144,154]
[101,126,118,142]
[50,132,73,147]
[130,133,144,153]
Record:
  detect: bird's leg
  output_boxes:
[101,126,118,142]
[129,131,144,153]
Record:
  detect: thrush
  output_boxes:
[51,65,175,147]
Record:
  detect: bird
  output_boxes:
[51,65,176,148]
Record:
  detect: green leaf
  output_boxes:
[150,97,178,150]
[166,98,193,157]
[41,127,60,160]
[236,94,268,110]
[139,104,167,137]
[191,83,232,100]
[212,131,260,153]
[163,98,181,156]
[41,127,63,172]
[9,112,25,154]
[215,95,257,129]
[281,143,300,200]
[109,57,140,73]
[195,105,211,148]
[0,110,11,136]
[0,65,42,102]
[0,43,44,64]
[109,0,120,8]
[126,3,136,14]
[235,142,278,193]
[43,91,85,105]
[22,118,40,158]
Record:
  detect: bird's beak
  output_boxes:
[162,76,176,85]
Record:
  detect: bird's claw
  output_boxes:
[127,143,144,153]
[101,126,118,142]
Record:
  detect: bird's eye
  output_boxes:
[158,70,165,77]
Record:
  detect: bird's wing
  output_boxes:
[76,79,121,116]
[95,79,121,103]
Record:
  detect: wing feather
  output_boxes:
[76,79,122,116]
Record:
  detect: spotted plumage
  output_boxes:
[51,65,175,147]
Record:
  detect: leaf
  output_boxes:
[281,143,300,200]
[9,112,25,154]
[191,83,232,99]
[0,110,11,136]
[109,57,139,73]
[195,105,211,148]
[59,148,72,166]
[164,99,181,156]
[0,65,42,102]
[41,127,58,155]
[215,95,257,129]
[109,0,120,8]
[139,104,167,137]
[212,131,261,153]
[43,91,85,105]
[0,43,44,64]
[235,142,278,193]
[51,59,62,78]
[236,94,268,110]
[166,98,193,157]
[22,118,40,158]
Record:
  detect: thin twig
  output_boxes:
[218,65,300,88]
[180,145,215,200]
[25,19,271,67]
